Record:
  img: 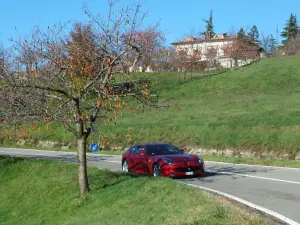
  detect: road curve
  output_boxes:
[1,147,300,224]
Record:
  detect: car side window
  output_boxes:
[145,145,157,155]
[133,145,145,155]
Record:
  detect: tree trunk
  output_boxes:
[77,137,89,195]
[76,120,89,196]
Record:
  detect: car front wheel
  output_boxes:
[153,164,162,177]
[122,160,130,173]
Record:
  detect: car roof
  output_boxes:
[131,142,171,147]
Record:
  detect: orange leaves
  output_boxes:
[31,124,40,132]
[45,122,53,129]
[15,128,30,138]
[0,129,11,140]
[65,23,98,78]
[99,135,110,147]
[115,102,122,109]
[1,115,9,124]
[141,84,149,100]
[96,100,101,108]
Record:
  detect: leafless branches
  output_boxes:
[0,0,162,195]
[284,37,300,55]
[222,38,260,67]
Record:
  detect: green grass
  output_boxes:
[99,56,300,155]
[4,56,300,158]
[0,156,277,225]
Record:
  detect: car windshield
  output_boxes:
[146,144,182,156]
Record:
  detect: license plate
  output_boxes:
[185,171,194,175]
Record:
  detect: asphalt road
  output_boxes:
[1,147,300,224]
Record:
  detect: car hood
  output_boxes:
[162,154,198,162]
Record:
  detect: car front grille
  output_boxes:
[175,166,201,172]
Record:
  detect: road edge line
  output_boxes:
[179,182,299,225]
[204,160,300,170]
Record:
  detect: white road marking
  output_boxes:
[180,182,300,225]
[205,160,300,170]
[206,169,300,185]
[107,160,120,163]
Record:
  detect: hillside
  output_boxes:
[4,56,300,157]
[101,56,300,155]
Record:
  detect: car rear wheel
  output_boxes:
[153,164,162,177]
[122,160,130,173]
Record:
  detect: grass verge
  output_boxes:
[0,156,279,225]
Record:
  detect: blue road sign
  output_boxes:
[89,143,99,153]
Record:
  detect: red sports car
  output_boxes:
[121,143,205,178]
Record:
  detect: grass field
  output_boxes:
[102,56,300,155]
[3,55,300,157]
[0,156,277,225]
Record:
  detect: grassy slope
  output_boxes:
[3,56,300,155]
[0,156,276,225]
[101,56,300,154]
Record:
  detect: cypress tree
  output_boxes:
[202,10,216,38]
[281,13,298,44]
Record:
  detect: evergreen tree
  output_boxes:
[202,10,215,38]
[237,28,246,39]
[269,34,277,50]
[248,25,260,44]
[268,34,278,56]
[281,13,298,43]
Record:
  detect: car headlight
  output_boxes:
[162,158,174,166]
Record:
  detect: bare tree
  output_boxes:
[125,27,165,72]
[150,46,175,72]
[0,1,161,195]
[227,26,237,37]
[222,38,260,67]
[0,43,3,75]
[284,37,300,55]
[261,32,270,56]
[170,35,202,78]
[205,46,217,69]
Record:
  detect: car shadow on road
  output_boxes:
[178,165,275,183]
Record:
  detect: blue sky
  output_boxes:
[1,0,300,47]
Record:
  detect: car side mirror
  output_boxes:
[180,148,185,153]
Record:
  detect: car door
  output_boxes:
[132,145,148,174]
[127,146,138,172]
